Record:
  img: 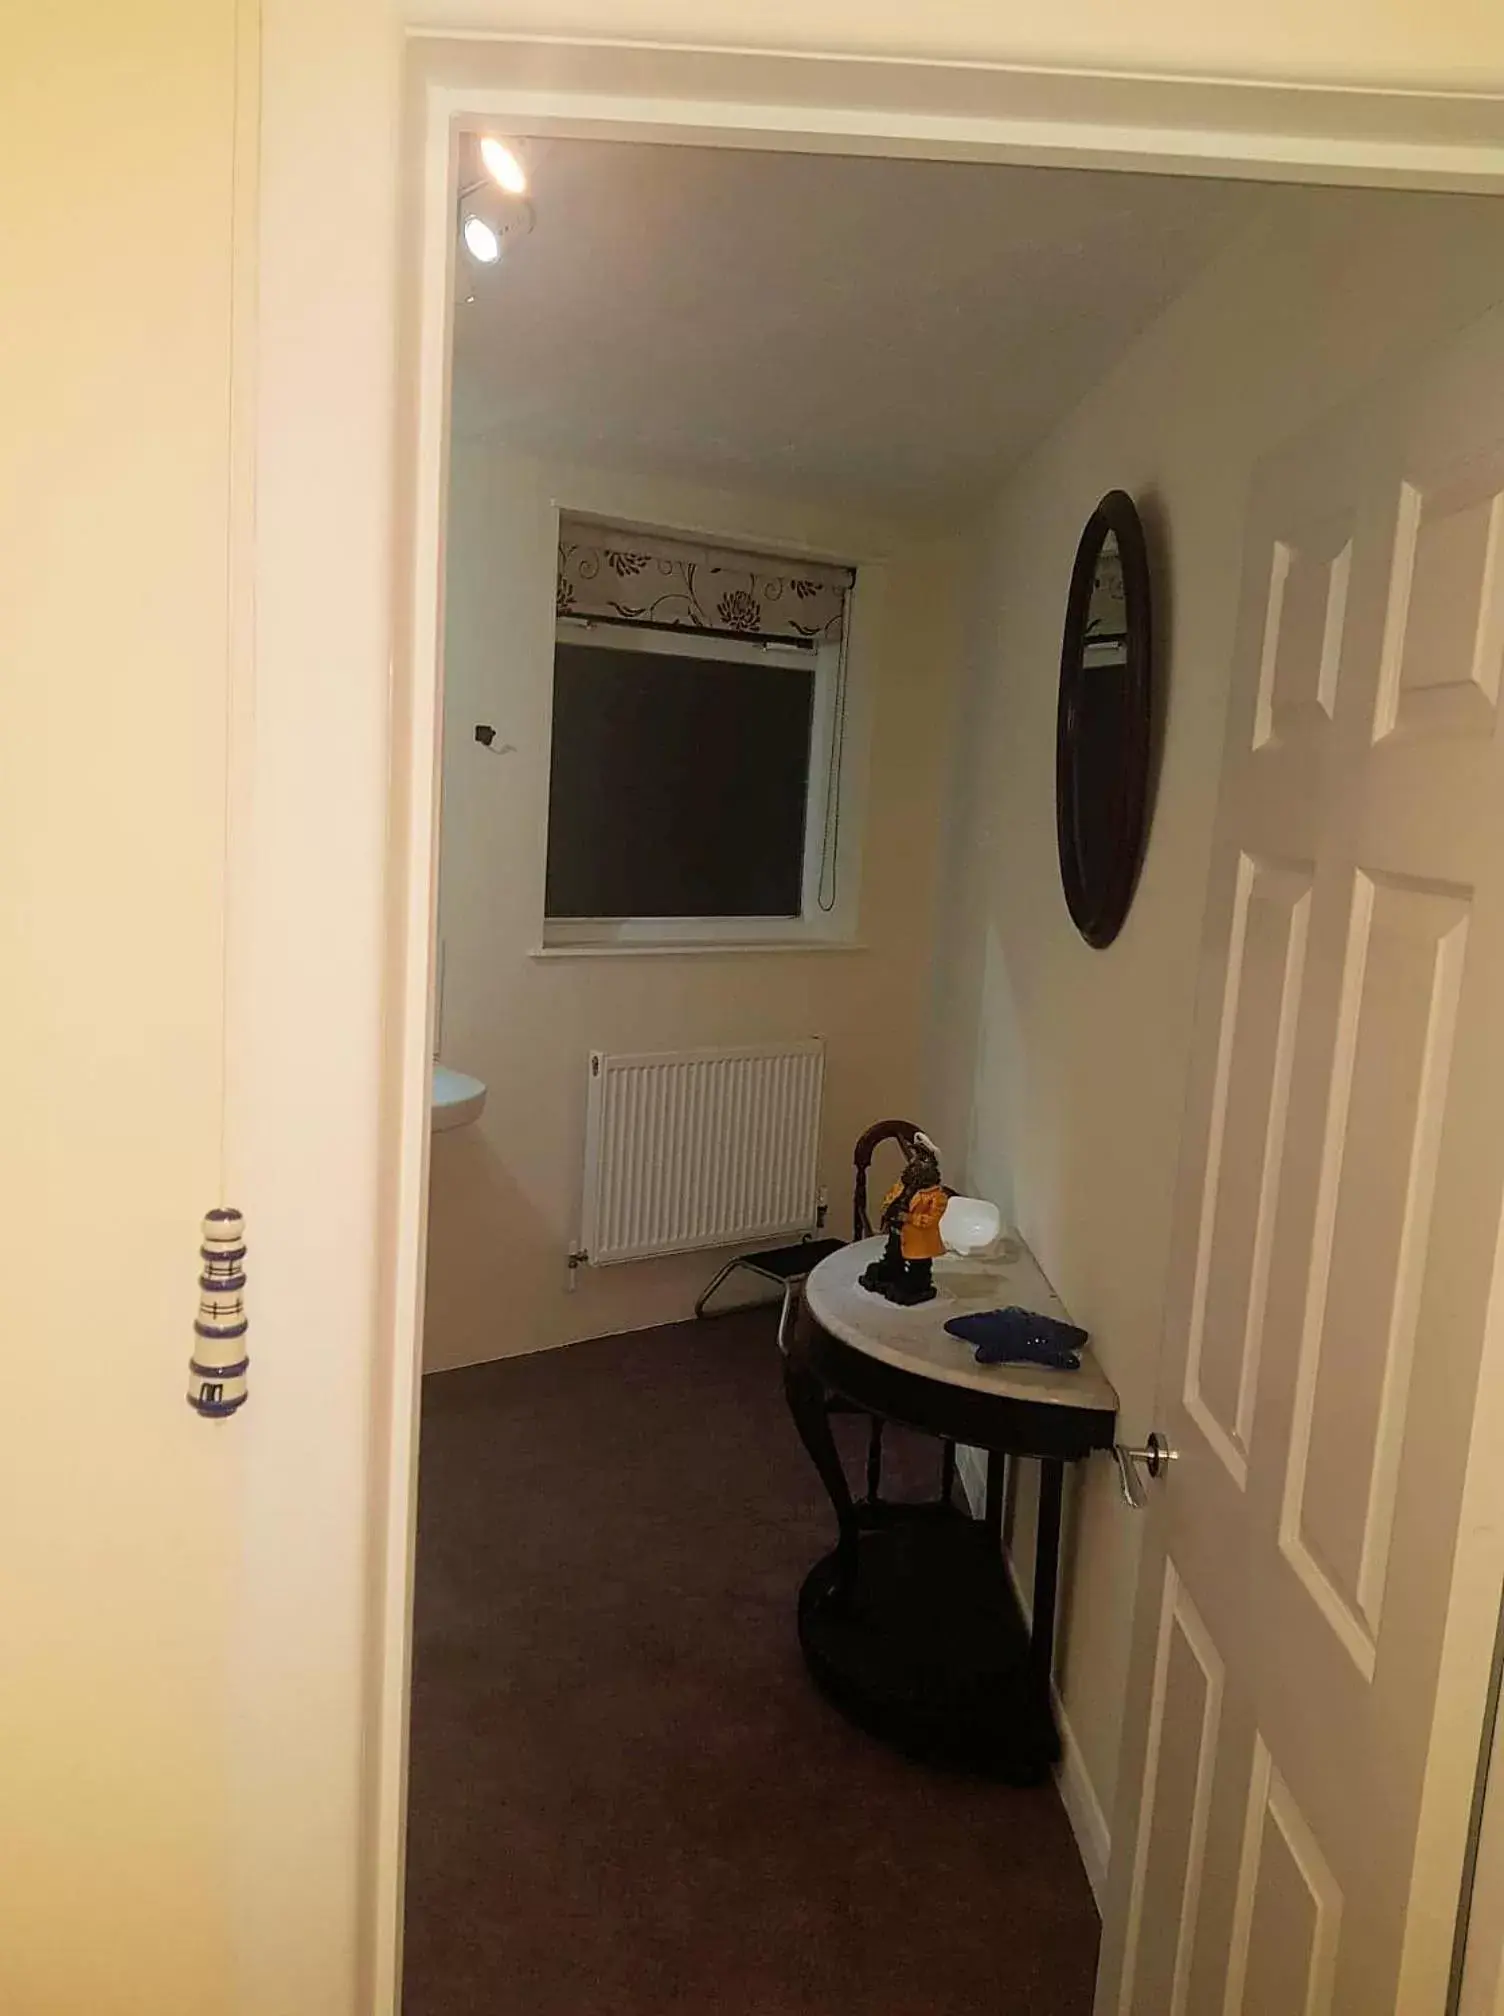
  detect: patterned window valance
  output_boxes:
[557,517,854,644]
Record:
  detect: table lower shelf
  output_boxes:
[797,1510,1061,1786]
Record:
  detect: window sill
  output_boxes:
[529,939,867,961]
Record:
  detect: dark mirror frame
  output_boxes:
[1055,489,1154,949]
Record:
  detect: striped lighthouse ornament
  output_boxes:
[188,1207,249,1418]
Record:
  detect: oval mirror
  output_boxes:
[1055,490,1154,948]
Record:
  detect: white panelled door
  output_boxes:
[1095,304,1504,2016]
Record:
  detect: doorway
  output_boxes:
[366,39,1504,2007]
[411,130,1256,2011]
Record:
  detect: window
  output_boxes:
[542,519,857,949]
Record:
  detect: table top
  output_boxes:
[804,1235,1119,1418]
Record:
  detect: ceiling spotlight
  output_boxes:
[462,213,501,264]
[479,136,528,196]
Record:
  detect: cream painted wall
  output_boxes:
[928,183,1504,1846]
[4,4,398,2011]
[1,5,241,2009]
[11,4,1504,2012]
[425,446,960,1369]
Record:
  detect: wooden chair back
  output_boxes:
[851,1119,926,1240]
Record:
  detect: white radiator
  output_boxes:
[579,1040,825,1265]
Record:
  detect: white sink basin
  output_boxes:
[432,1063,487,1133]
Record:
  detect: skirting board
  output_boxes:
[955,1445,1111,1911]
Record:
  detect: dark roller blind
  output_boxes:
[545,639,815,919]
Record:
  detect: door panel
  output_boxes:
[1098,306,1504,2015]
[1121,1566,1224,2016]
[1279,870,1469,1673]
[1252,523,1351,749]
[1375,464,1504,741]
[1184,855,1313,1486]
[1225,1743,1342,2016]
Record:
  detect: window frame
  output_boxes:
[541,609,862,950]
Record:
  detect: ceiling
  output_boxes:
[450,139,1262,515]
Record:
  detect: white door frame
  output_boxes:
[366,33,1504,2008]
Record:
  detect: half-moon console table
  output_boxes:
[785,1235,1119,1784]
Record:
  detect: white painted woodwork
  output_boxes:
[1458,1675,1504,2015]
[1095,303,1504,2015]
[381,42,1504,2016]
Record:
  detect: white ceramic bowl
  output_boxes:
[940,1195,1002,1256]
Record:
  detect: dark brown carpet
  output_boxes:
[404,1308,1100,2015]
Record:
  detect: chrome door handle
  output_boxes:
[1112,1433,1177,1510]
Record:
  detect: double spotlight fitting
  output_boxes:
[460,137,532,266]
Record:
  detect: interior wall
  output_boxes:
[927,183,1504,1853]
[425,446,961,1370]
[13,5,1500,2009]
[1,5,241,2008]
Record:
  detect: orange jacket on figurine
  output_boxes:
[881,1181,949,1261]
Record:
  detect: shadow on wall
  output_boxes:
[424,1129,559,1367]
[1137,485,1174,853]
[923,484,1210,1843]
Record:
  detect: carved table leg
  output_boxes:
[984,1449,1006,1543]
[1030,1457,1065,1697]
[782,1310,860,1602]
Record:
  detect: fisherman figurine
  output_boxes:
[860,1130,951,1306]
